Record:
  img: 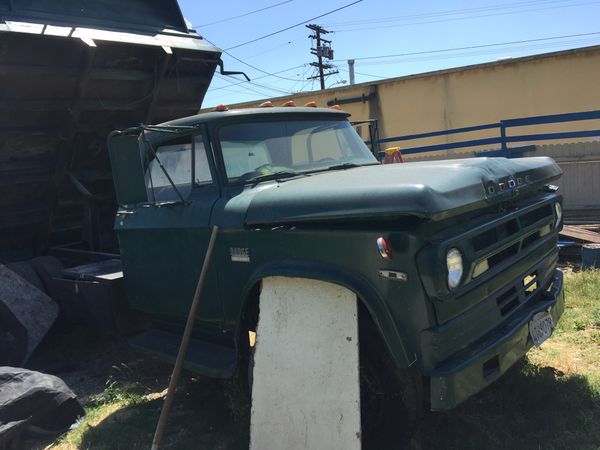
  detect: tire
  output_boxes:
[359,323,423,450]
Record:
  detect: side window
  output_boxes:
[146,133,213,202]
[194,135,213,185]
[146,138,192,202]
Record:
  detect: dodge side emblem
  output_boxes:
[230,247,250,262]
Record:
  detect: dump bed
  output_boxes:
[0,1,221,255]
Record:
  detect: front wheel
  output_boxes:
[360,324,423,449]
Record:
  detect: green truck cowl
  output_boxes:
[244,157,562,225]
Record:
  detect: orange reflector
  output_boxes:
[304,101,317,107]
[259,101,273,108]
[282,100,296,107]
[329,104,341,110]
[213,104,229,112]
[376,237,392,259]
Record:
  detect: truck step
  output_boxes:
[129,329,236,379]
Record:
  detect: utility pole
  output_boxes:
[306,24,338,90]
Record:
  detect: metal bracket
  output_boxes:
[217,59,250,81]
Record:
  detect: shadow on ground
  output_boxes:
[418,359,600,450]
[77,377,249,450]
[70,356,599,450]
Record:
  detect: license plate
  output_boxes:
[529,312,555,346]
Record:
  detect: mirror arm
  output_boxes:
[217,59,250,81]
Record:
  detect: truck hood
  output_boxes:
[245,157,562,225]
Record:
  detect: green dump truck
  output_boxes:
[108,105,564,443]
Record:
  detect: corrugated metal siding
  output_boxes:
[527,141,600,211]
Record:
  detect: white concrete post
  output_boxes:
[250,276,361,450]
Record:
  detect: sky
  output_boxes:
[177,0,600,108]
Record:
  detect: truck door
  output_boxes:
[113,131,223,333]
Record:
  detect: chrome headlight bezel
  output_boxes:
[554,202,562,228]
[446,247,464,290]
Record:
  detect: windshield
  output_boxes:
[219,119,378,183]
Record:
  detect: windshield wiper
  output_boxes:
[245,171,300,183]
[323,162,378,171]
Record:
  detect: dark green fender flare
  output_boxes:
[235,259,413,368]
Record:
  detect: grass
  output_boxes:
[50,361,249,450]
[48,269,599,450]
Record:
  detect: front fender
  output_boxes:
[237,259,412,368]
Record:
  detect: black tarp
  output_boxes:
[0,367,84,447]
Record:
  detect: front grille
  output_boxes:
[494,270,543,317]
[496,287,518,316]
[469,202,555,280]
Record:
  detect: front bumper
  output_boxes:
[429,268,564,411]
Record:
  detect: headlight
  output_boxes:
[447,248,464,290]
[554,202,562,228]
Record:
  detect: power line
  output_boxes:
[338,67,386,79]
[209,65,306,91]
[214,73,292,96]
[243,36,306,59]
[288,64,312,91]
[358,39,600,67]
[324,0,577,27]
[333,31,600,62]
[194,0,295,28]
[224,0,363,51]
[222,49,303,81]
[202,35,303,82]
[213,74,288,98]
[331,1,600,33]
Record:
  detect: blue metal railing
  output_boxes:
[375,109,600,158]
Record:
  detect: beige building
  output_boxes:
[210,45,600,155]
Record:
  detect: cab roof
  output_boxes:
[156,107,350,128]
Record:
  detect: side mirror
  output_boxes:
[107,129,148,205]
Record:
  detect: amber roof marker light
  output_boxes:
[304,101,317,107]
[213,104,229,112]
[258,101,273,107]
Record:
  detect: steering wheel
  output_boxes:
[253,163,276,174]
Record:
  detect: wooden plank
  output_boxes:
[560,225,600,243]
